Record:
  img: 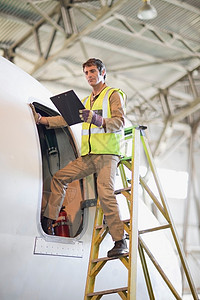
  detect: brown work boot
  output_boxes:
[107,238,128,257]
[41,217,55,235]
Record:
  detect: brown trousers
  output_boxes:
[43,154,124,241]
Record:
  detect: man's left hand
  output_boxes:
[79,109,103,127]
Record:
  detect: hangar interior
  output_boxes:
[0,0,199,297]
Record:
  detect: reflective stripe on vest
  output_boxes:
[81,86,125,156]
[82,128,122,135]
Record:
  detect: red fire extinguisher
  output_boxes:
[54,206,70,237]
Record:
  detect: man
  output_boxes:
[30,58,128,257]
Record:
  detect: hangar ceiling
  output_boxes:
[0,0,200,293]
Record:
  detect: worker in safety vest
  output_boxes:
[30,58,128,257]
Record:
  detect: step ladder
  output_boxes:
[84,126,199,300]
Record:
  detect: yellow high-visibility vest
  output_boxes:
[81,86,125,156]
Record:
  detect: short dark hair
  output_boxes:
[82,58,106,79]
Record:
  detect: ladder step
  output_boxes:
[95,219,130,230]
[87,286,128,297]
[115,187,131,195]
[120,156,132,162]
[92,252,129,263]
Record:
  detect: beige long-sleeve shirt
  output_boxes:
[46,89,125,132]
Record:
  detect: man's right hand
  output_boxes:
[29,103,42,124]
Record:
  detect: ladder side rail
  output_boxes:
[118,291,128,300]
[119,255,129,269]
[139,236,182,300]
[128,128,140,300]
[140,131,199,300]
[118,163,129,189]
[138,242,155,300]
[118,163,131,210]
[84,202,104,300]
[121,160,132,171]
[140,133,170,214]
[139,176,168,219]
[170,225,199,299]
[89,260,107,277]
[93,227,108,245]
[183,132,193,255]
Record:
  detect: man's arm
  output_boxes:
[104,91,125,132]
[45,116,67,128]
[29,103,67,128]
[39,116,49,126]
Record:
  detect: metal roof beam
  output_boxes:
[171,97,200,123]
[8,3,60,51]
[30,0,129,75]
[145,63,200,101]
[82,36,155,62]
[0,11,31,25]
[163,0,200,15]
[103,22,200,59]
[28,2,65,34]
[114,13,200,53]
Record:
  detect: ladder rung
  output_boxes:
[95,219,130,230]
[87,286,128,297]
[115,187,131,195]
[139,224,170,234]
[120,156,132,162]
[92,252,129,263]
